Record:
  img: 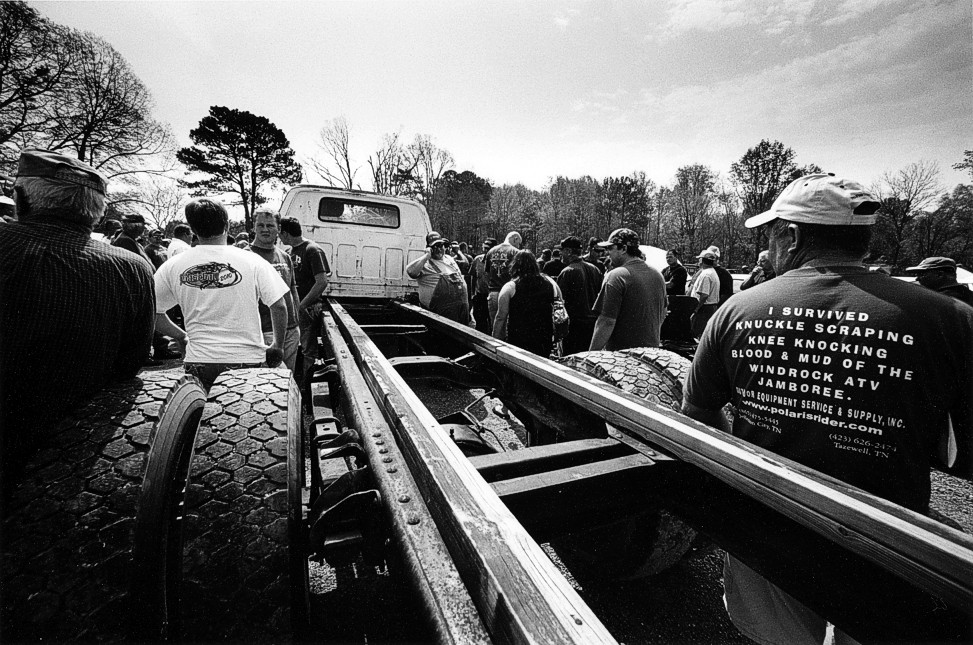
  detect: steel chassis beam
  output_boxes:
[319,312,490,645]
[393,302,973,643]
[326,300,617,644]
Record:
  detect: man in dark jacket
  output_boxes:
[556,236,603,354]
[906,256,973,308]
[0,149,154,507]
[112,213,151,265]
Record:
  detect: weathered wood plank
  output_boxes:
[320,313,490,645]
[329,301,617,645]
[397,302,973,612]
[469,438,629,482]
[489,453,663,541]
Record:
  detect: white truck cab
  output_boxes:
[279,185,431,300]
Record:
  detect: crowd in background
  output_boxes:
[2,149,971,645]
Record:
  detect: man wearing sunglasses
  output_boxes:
[589,228,667,351]
[407,231,469,324]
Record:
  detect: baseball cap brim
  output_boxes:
[745,210,778,229]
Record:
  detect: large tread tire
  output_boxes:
[179,367,308,643]
[0,371,206,642]
[556,349,697,579]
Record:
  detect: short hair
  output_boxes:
[253,207,280,226]
[508,249,541,280]
[459,242,468,252]
[505,231,522,247]
[14,176,105,227]
[279,216,302,237]
[121,220,144,237]
[173,224,192,239]
[184,198,229,238]
[588,237,602,250]
[772,219,872,258]
[667,249,681,258]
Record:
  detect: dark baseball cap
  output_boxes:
[559,236,584,251]
[905,256,957,272]
[597,228,640,248]
[17,149,107,195]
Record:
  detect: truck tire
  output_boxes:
[0,371,206,642]
[178,368,309,642]
[556,349,697,579]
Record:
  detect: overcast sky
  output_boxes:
[36,0,973,193]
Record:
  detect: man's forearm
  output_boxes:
[589,316,615,351]
[682,399,732,433]
[406,255,429,279]
[155,312,187,342]
[269,298,288,349]
[299,273,329,309]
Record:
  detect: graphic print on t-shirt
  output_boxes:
[729,305,916,463]
[179,262,243,289]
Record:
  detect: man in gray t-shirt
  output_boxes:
[590,228,667,351]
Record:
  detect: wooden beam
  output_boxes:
[395,302,973,614]
[469,438,631,482]
[328,300,617,645]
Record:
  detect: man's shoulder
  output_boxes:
[488,243,515,256]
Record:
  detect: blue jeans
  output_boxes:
[184,362,261,390]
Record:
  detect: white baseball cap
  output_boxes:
[744,173,880,229]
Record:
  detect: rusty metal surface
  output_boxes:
[327,300,618,645]
[320,312,490,645]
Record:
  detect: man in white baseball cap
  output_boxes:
[681,173,973,644]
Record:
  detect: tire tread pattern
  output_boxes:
[1,370,197,642]
[557,348,697,578]
[179,367,301,643]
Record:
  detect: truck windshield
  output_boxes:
[318,198,400,228]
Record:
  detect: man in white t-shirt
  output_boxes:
[689,248,721,338]
[154,198,289,389]
[167,224,192,258]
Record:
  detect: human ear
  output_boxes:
[786,223,802,255]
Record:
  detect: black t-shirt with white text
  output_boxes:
[686,266,973,512]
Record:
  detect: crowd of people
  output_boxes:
[1,148,971,645]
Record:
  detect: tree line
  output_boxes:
[3,1,971,271]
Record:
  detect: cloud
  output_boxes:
[649,2,971,147]
[554,8,581,29]
[658,0,930,36]
[662,0,816,34]
[572,90,629,115]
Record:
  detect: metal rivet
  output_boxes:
[379,448,389,454]
[374,439,384,445]
[382,456,393,463]
[398,495,410,503]
[407,514,420,525]
[372,432,382,438]
[386,467,397,473]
